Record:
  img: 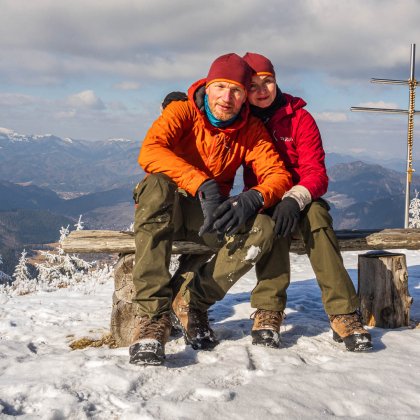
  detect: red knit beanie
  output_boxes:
[206,53,252,93]
[242,52,276,79]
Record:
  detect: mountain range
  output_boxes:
[0,127,144,193]
[2,127,420,232]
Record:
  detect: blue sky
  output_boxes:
[1,0,419,159]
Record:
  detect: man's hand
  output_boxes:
[161,92,188,110]
[197,180,226,237]
[213,190,264,239]
[272,197,301,237]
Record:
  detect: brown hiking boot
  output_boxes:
[129,315,172,365]
[170,291,218,350]
[329,311,373,352]
[250,309,286,348]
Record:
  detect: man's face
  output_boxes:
[205,82,247,121]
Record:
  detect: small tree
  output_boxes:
[409,189,420,228]
[36,225,91,283]
[13,250,31,282]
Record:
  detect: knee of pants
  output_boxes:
[300,200,333,234]
[134,173,178,203]
[133,173,178,225]
[244,213,277,254]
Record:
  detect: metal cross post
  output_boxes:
[351,44,419,228]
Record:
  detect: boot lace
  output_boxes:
[250,309,287,331]
[189,308,213,338]
[138,315,172,341]
[329,310,365,334]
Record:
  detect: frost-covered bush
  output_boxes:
[0,219,114,296]
[409,190,420,228]
[36,225,92,283]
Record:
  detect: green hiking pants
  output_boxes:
[132,173,278,318]
[250,199,360,315]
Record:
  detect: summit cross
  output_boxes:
[351,44,418,228]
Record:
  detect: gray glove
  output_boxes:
[213,190,264,238]
[272,197,301,237]
[197,180,226,237]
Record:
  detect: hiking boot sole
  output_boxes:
[332,330,373,352]
[252,329,280,348]
[129,342,165,365]
[170,310,219,350]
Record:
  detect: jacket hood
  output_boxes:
[187,78,250,133]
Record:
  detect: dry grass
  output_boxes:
[69,333,117,350]
[410,319,420,329]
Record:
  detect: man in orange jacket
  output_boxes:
[130,53,292,365]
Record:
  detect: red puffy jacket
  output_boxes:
[243,93,328,200]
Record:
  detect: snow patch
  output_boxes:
[244,245,261,261]
[0,249,419,418]
[0,127,14,135]
[107,138,131,143]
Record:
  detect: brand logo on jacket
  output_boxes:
[273,130,293,142]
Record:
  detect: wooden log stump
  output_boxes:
[110,252,212,347]
[111,253,138,347]
[358,252,413,328]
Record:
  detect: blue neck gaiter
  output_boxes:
[204,94,240,128]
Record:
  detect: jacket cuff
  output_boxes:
[183,168,210,196]
[283,185,312,211]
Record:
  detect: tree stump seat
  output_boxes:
[62,229,420,347]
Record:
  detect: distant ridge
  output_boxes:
[0,127,144,193]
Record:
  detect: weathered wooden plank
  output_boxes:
[62,229,420,255]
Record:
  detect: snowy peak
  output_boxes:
[107,138,132,143]
[0,127,62,144]
[0,127,14,135]
[0,127,30,143]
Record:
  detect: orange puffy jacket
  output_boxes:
[138,79,292,209]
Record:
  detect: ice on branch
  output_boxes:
[0,225,114,296]
[36,225,92,283]
[409,189,420,228]
[75,215,84,231]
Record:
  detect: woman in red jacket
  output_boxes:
[242,53,372,352]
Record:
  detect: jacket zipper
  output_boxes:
[205,134,219,168]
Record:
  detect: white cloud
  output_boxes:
[108,100,127,111]
[0,89,158,141]
[313,112,348,123]
[66,90,105,110]
[0,0,418,84]
[112,82,141,91]
[54,109,76,119]
[356,101,399,109]
[0,93,51,106]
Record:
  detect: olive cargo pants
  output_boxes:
[251,199,360,315]
[132,173,278,318]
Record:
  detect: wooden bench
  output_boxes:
[63,229,420,347]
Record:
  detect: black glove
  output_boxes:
[213,190,264,239]
[161,91,188,110]
[197,180,226,237]
[272,197,301,237]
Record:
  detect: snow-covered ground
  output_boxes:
[0,250,419,419]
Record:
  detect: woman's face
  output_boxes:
[248,75,276,108]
